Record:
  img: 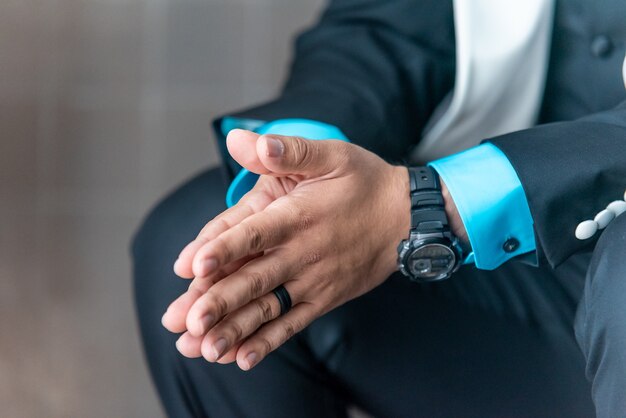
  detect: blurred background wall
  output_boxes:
[0,0,324,416]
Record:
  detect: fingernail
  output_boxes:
[197,257,218,277]
[161,311,169,328]
[175,335,184,351]
[173,258,181,273]
[265,137,284,158]
[244,352,258,370]
[211,338,228,361]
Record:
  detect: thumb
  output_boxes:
[256,134,347,177]
[226,129,271,175]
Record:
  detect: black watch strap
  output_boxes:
[399,166,462,283]
[408,166,449,234]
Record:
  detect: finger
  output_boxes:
[175,331,203,358]
[236,302,319,371]
[256,134,348,178]
[175,191,272,279]
[226,129,270,175]
[190,204,299,278]
[163,255,257,333]
[162,282,206,333]
[174,206,253,278]
[186,251,295,337]
[200,281,299,362]
[176,330,240,362]
[216,343,241,364]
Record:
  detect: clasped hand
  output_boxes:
[162,129,410,370]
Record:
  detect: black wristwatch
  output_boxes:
[397,166,464,283]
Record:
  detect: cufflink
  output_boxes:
[575,190,626,240]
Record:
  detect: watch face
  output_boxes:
[408,243,456,281]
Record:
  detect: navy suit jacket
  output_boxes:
[215,0,626,268]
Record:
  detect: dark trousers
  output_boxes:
[132,167,626,418]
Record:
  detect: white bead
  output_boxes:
[607,200,626,217]
[594,209,615,229]
[575,220,598,240]
[623,54,626,90]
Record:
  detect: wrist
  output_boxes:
[392,165,412,233]
[395,166,464,282]
[386,165,412,273]
[440,179,469,245]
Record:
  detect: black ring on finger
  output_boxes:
[272,285,292,316]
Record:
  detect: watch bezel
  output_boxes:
[398,235,462,283]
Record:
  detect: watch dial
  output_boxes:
[408,243,456,281]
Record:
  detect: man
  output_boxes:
[132,0,626,416]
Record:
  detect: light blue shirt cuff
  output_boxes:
[429,143,537,270]
[221,118,349,207]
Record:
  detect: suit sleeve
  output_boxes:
[214,0,455,176]
[489,100,626,268]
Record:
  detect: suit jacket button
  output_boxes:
[502,238,520,253]
[591,35,613,58]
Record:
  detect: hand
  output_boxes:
[161,129,412,370]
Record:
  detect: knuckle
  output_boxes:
[336,140,352,155]
[257,337,273,354]
[193,235,210,246]
[206,290,228,316]
[247,270,272,296]
[213,236,232,262]
[283,321,297,340]
[243,224,266,253]
[334,141,354,167]
[255,298,275,322]
[282,204,312,232]
[267,261,282,277]
[292,137,314,168]
[294,213,313,232]
[302,251,322,266]
[212,218,230,233]
[227,321,244,342]
[198,218,227,240]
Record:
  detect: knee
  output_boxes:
[594,211,626,261]
[587,213,626,293]
[577,213,626,342]
[575,214,626,407]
